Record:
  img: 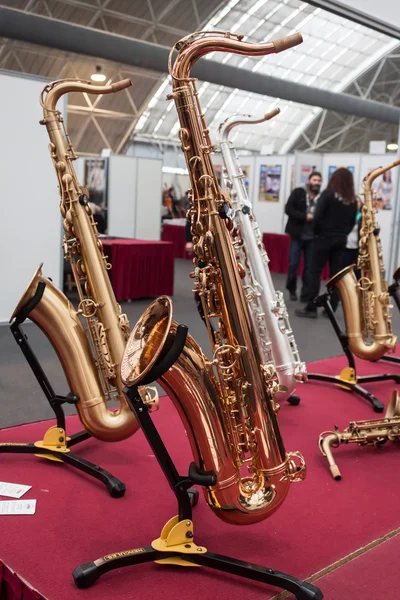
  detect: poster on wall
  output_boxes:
[84,158,108,233]
[258,164,282,202]
[327,165,355,180]
[300,164,314,186]
[365,167,394,211]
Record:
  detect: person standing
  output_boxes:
[285,171,322,301]
[295,168,357,318]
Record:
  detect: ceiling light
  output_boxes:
[387,142,399,151]
[91,66,106,83]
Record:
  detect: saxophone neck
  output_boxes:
[41,78,132,114]
[363,158,400,194]
[218,108,280,142]
[169,31,302,82]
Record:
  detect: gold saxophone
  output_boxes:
[327,160,400,360]
[319,389,400,480]
[121,31,306,525]
[11,78,152,442]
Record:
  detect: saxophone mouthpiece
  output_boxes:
[264,108,280,121]
[273,33,303,53]
[111,79,132,92]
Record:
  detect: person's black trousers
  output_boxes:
[306,236,347,311]
[286,237,313,299]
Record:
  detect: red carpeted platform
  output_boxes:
[1,353,400,600]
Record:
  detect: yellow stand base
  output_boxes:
[34,426,71,462]
[334,366,357,390]
[151,516,206,567]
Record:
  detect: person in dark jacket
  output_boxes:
[295,168,357,318]
[285,171,322,301]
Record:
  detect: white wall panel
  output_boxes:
[135,157,163,240]
[107,155,136,238]
[107,155,162,240]
[0,72,63,324]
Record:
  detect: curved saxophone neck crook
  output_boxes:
[169,30,302,82]
[218,108,280,143]
[41,78,132,115]
[363,158,400,191]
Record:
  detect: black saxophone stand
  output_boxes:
[73,324,323,600]
[0,281,125,497]
[307,292,400,413]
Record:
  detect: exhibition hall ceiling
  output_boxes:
[0,0,399,155]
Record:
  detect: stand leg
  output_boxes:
[377,355,400,365]
[0,442,125,498]
[288,394,301,406]
[307,373,384,413]
[73,545,322,599]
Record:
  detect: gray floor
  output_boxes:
[2,259,398,428]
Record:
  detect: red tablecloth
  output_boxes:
[161,223,191,259]
[101,238,174,301]
[262,232,330,279]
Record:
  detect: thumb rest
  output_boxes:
[319,389,400,480]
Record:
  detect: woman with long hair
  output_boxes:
[296,167,357,318]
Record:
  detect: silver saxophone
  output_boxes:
[217,108,307,404]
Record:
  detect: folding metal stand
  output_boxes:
[307,292,400,413]
[73,324,323,600]
[0,280,125,497]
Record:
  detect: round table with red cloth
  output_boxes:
[262,232,330,279]
[101,238,174,301]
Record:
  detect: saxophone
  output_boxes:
[326,160,400,360]
[11,79,152,442]
[121,31,306,525]
[217,109,307,405]
[319,389,400,480]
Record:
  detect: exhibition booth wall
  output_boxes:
[0,71,64,324]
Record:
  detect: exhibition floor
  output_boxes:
[1,351,400,600]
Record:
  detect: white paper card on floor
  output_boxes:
[0,500,37,515]
[0,481,32,499]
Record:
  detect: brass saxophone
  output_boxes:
[319,389,400,480]
[217,109,307,405]
[326,160,400,360]
[121,31,306,525]
[11,79,152,442]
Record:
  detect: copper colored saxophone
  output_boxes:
[11,79,154,442]
[121,31,306,525]
[326,160,400,361]
[319,389,400,480]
